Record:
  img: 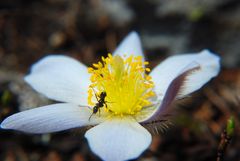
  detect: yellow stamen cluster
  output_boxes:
[88,54,155,116]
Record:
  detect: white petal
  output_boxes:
[141,62,200,122]
[1,103,100,133]
[25,55,90,105]
[85,118,151,161]
[150,50,220,99]
[113,31,145,60]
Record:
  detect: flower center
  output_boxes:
[88,54,155,116]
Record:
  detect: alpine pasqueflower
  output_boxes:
[0,31,220,161]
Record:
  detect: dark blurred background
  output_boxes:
[0,0,240,161]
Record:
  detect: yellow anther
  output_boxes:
[135,56,142,61]
[88,67,94,73]
[144,61,149,65]
[101,56,105,61]
[108,53,112,59]
[145,68,151,72]
[87,54,155,116]
[93,63,99,68]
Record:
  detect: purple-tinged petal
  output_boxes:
[142,63,200,123]
[150,50,220,99]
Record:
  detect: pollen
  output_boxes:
[88,54,155,116]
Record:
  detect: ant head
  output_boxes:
[100,91,107,97]
[93,106,98,113]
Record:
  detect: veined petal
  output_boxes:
[113,31,145,60]
[141,62,200,122]
[25,55,90,105]
[150,50,220,99]
[85,118,151,161]
[1,103,100,133]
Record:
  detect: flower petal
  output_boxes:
[1,103,100,133]
[85,118,151,161]
[141,62,200,123]
[113,31,145,60]
[25,55,90,105]
[150,50,220,99]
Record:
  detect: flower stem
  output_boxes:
[216,116,235,161]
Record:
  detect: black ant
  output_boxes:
[88,90,108,121]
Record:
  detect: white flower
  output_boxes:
[1,32,220,161]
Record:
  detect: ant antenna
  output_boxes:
[89,113,94,121]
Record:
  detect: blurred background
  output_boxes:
[0,0,240,161]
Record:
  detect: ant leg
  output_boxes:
[105,101,114,104]
[98,109,101,116]
[104,101,115,109]
[104,103,114,112]
[91,86,99,102]
[104,102,108,109]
